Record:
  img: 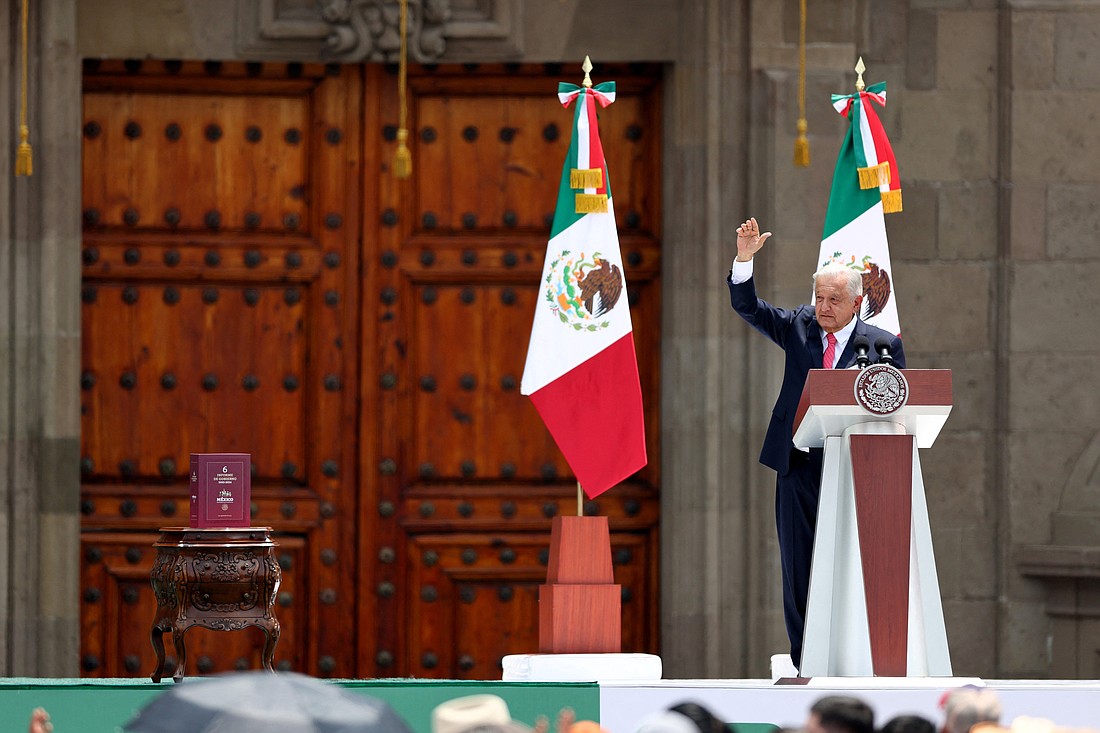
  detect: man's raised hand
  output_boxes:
[735,217,772,262]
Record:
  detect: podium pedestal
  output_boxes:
[794,369,953,677]
[539,516,621,653]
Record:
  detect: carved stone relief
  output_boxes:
[1016,428,1100,676]
[237,0,523,62]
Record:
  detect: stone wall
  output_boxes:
[1006,3,1100,679]
[0,0,82,676]
[4,0,1095,679]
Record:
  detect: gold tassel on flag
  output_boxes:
[15,0,33,176]
[857,161,890,189]
[793,0,809,168]
[881,189,903,214]
[570,168,603,189]
[574,193,608,214]
[393,0,411,179]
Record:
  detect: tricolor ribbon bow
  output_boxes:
[831,81,902,213]
[558,81,617,109]
[558,81,617,214]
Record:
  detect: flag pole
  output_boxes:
[576,51,594,519]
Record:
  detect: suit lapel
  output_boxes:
[835,319,867,368]
[808,319,825,368]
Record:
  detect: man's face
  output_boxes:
[814,274,862,334]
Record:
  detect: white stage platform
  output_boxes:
[600,679,1100,733]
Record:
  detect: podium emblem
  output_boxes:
[854,363,909,415]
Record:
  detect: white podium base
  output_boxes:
[801,423,951,677]
[501,653,663,682]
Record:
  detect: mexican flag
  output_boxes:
[519,80,647,499]
[818,81,903,336]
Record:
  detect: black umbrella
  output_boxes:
[124,671,414,733]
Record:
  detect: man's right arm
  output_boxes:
[727,262,800,347]
[727,217,799,346]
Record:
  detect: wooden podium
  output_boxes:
[793,367,953,677]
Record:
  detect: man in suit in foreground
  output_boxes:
[727,217,905,669]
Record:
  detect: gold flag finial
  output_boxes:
[582,55,593,88]
[854,56,866,92]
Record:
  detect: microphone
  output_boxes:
[853,335,871,369]
[873,336,895,366]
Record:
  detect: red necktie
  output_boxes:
[823,332,837,369]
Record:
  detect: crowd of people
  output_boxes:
[24,676,1095,733]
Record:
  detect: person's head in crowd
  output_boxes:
[941,687,1002,733]
[806,696,874,733]
[432,694,534,733]
[881,715,936,733]
[635,701,732,733]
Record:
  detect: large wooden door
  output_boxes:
[80,60,361,677]
[80,60,661,679]
[357,63,662,678]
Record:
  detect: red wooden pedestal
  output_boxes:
[850,433,913,677]
[539,515,621,653]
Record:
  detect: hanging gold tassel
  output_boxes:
[574,194,608,214]
[857,161,890,189]
[793,0,809,168]
[794,119,809,168]
[15,0,33,176]
[393,0,411,179]
[570,168,603,189]
[880,189,903,214]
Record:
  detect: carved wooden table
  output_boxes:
[149,527,281,682]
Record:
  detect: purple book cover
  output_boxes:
[189,453,251,528]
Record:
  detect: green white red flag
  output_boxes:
[818,81,903,336]
[520,80,647,498]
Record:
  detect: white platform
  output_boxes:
[502,653,663,682]
[598,678,1100,733]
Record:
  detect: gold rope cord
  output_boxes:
[794,0,809,168]
[15,0,33,176]
[393,0,412,179]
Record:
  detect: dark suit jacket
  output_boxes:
[728,275,906,476]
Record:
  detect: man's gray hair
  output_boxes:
[942,687,1002,733]
[813,263,863,298]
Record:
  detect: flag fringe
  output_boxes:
[857,161,890,189]
[881,188,903,214]
[574,193,608,213]
[570,168,603,189]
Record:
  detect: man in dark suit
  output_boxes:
[727,217,905,669]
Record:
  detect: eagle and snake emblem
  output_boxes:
[545,251,623,330]
[854,363,909,415]
[822,252,892,320]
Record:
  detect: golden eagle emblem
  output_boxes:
[576,257,623,317]
[544,250,622,331]
[860,261,891,320]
